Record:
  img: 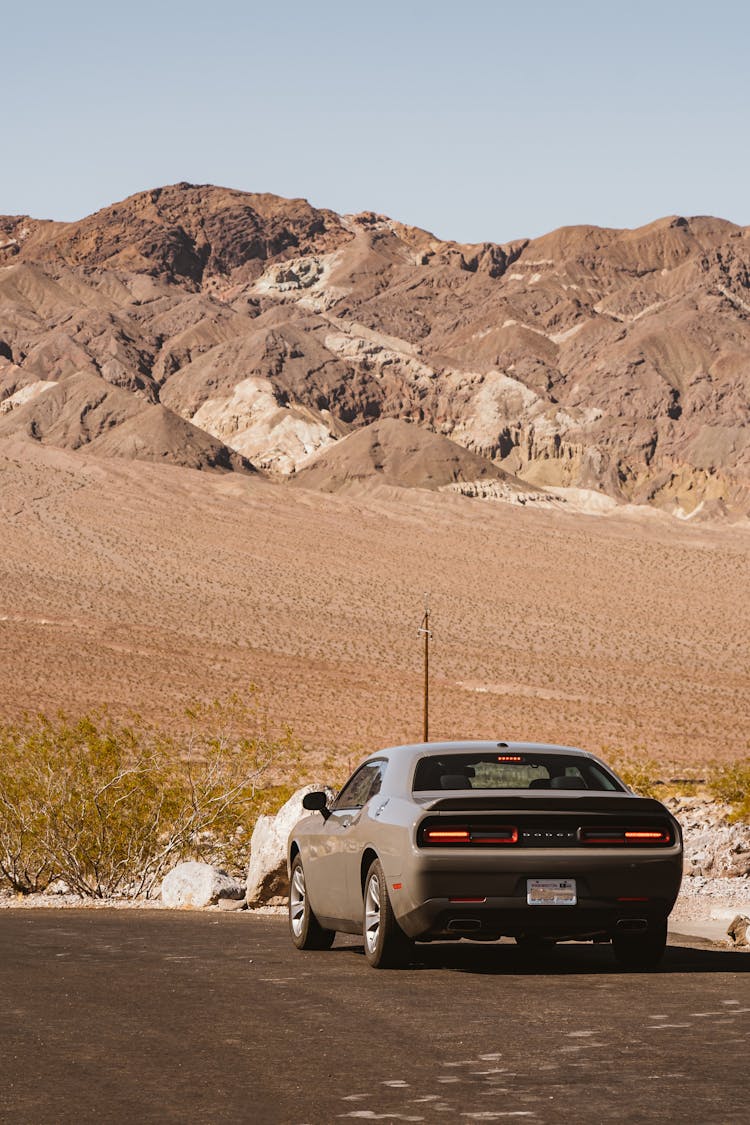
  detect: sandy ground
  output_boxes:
[0,437,748,770]
[2,878,747,922]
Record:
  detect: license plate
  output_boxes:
[527,878,577,906]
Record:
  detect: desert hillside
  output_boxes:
[1,183,749,516]
[1,437,747,769]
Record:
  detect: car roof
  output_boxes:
[368,740,593,760]
[359,740,624,797]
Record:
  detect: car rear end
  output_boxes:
[395,792,683,943]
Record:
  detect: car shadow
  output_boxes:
[332,938,750,975]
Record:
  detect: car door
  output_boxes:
[307,762,385,926]
[338,761,387,923]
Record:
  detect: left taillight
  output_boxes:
[420,823,518,846]
[578,825,673,846]
[424,828,471,843]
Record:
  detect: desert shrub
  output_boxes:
[0,691,304,898]
[707,760,750,823]
[601,749,663,798]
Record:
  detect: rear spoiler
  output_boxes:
[419,794,671,815]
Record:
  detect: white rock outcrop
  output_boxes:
[160,861,245,909]
[666,797,750,877]
[246,785,335,907]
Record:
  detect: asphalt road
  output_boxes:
[1,911,749,1125]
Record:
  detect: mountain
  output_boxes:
[290,417,529,494]
[1,183,749,514]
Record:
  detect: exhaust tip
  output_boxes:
[447,918,482,932]
[616,918,648,933]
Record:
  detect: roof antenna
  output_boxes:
[417,593,432,743]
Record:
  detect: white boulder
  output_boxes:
[160,861,245,909]
[246,785,335,907]
[727,914,750,946]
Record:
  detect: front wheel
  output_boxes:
[288,855,335,951]
[363,859,412,969]
[612,919,667,971]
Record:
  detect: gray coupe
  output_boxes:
[287,741,683,969]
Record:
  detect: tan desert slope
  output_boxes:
[1,185,748,770]
[1,183,749,515]
[1,437,747,769]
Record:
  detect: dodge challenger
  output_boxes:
[287,741,683,969]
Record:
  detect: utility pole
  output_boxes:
[418,594,432,742]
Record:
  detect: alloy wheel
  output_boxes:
[365,873,381,954]
[290,863,306,938]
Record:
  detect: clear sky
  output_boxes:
[5,0,749,243]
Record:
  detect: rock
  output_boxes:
[727,915,750,946]
[44,879,73,895]
[160,861,245,909]
[664,797,750,878]
[245,785,335,907]
[216,895,247,912]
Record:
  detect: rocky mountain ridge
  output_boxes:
[1,183,748,515]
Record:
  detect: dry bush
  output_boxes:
[0,690,304,898]
[602,749,664,798]
[708,760,750,823]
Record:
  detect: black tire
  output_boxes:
[363,858,412,969]
[288,855,335,951]
[612,919,667,971]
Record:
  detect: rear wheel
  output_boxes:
[288,855,335,951]
[612,919,667,971]
[363,859,412,969]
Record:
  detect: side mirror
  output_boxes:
[302,791,330,819]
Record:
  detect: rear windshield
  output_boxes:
[412,753,623,792]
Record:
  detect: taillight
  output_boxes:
[421,824,518,846]
[579,826,672,846]
[470,827,519,844]
[424,828,471,843]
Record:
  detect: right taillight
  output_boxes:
[579,826,673,846]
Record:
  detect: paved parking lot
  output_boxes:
[1,911,748,1123]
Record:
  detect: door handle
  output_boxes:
[340,817,352,829]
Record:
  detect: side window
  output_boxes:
[367,762,385,801]
[334,762,385,809]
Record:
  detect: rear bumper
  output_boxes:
[400,899,672,940]
[391,849,682,939]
